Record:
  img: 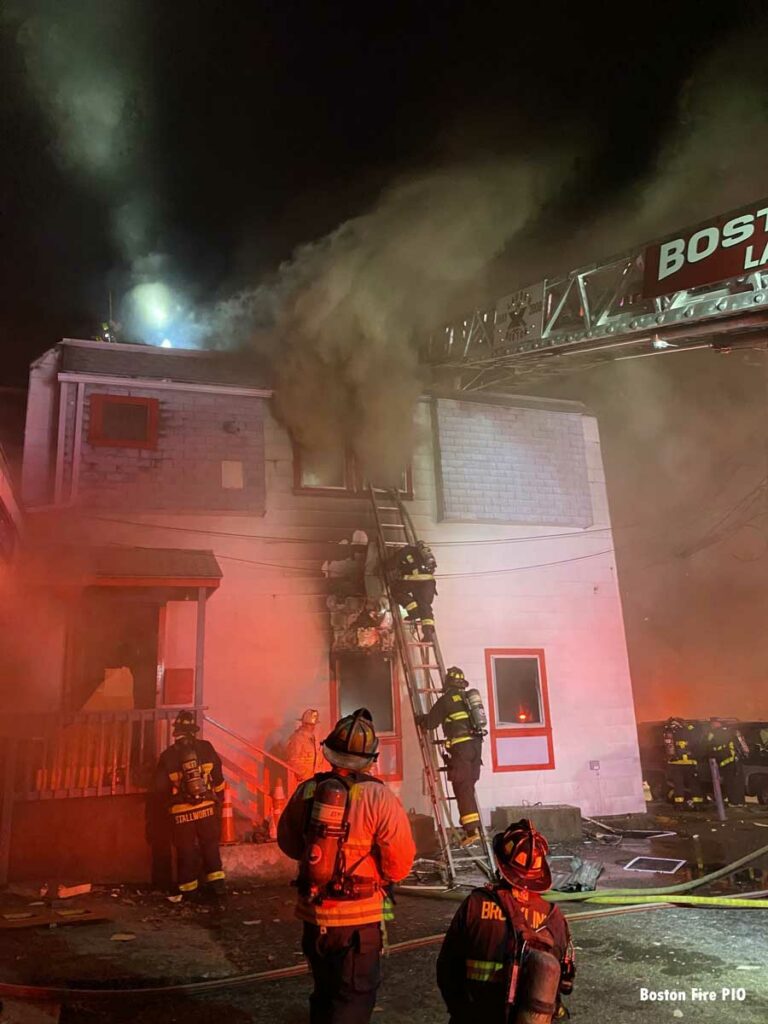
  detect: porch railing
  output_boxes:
[8,708,201,801]
[203,715,298,825]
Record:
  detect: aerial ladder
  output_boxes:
[424,195,768,389]
[368,486,496,885]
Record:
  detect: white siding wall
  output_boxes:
[27,382,644,817]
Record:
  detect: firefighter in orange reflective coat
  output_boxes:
[437,819,575,1023]
[286,708,321,784]
[278,709,415,1024]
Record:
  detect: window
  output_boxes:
[89,395,159,450]
[331,652,402,780]
[485,649,554,772]
[293,442,413,499]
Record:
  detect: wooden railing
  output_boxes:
[203,715,298,825]
[8,708,201,801]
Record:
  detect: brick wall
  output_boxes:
[69,385,266,512]
[434,397,593,527]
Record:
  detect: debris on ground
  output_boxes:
[549,856,603,891]
[110,932,137,942]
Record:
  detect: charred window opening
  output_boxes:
[89,395,159,449]
[336,652,395,734]
[294,442,413,498]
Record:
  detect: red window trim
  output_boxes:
[330,655,403,782]
[89,394,159,450]
[484,647,555,773]
[293,442,414,500]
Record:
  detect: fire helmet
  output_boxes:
[665,716,685,731]
[172,710,199,737]
[492,818,552,892]
[323,707,379,769]
[445,666,467,689]
[300,708,319,726]
[351,530,369,547]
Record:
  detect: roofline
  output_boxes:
[58,371,272,399]
[60,338,226,361]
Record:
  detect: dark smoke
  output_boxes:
[210,156,576,481]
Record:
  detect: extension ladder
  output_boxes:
[368,486,496,885]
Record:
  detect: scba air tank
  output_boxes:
[465,688,488,735]
[511,947,561,1024]
[298,776,349,898]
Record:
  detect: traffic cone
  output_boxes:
[268,779,287,841]
[220,785,238,845]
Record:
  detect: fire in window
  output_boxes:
[89,395,159,449]
[493,658,543,725]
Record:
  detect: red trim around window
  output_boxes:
[89,394,159,450]
[329,656,403,782]
[484,647,555,773]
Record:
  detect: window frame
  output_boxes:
[88,394,159,450]
[484,648,555,773]
[293,441,413,499]
[330,653,403,782]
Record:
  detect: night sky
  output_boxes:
[3,1,768,718]
[2,1,762,383]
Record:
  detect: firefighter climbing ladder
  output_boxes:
[368,486,496,885]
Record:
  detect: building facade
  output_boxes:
[19,338,644,825]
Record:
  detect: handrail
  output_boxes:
[203,714,296,773]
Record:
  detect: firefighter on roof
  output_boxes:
[437,819,575,1023]
[416,666,486,847]
[278,708,415,1024]
[662,716,705,809]
[154,710,226,899]
[286,708,321,784]
[388,539,437,640]
[705,717,750,806]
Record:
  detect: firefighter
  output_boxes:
[389,539,437,640]
[663,717,705,809]
[416,666,483,846]
[286,708,321,784]
[278,708,415,1024]
[437,818,575,1023]
[154,710,226,899]
[706,717,749,806]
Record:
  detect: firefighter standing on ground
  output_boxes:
[706,717,750,806]
[437,818,575,1023]
[278,708,415,1024]
[154,710,226,898]
[389,540,437,640]
[286,708,321,783]
[416,666,484,846]
[663,717,705,809]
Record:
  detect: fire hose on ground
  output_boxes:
[397,839,768,905]
[0,898,748,1005]
[1,842,767,1005]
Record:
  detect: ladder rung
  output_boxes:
[382,524,406,529]
[409,663,441,670]
[407,641,436,647]
[376,507,403,512]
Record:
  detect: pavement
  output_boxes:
[1,803,767,1022]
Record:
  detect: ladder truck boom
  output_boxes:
[427,196,768,387]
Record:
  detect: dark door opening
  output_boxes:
[68,590,160,710]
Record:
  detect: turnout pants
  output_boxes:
[302,921,383,1024]
[447,738,482,835]
[719,761,746,805]
[171,803,225,894]
[391,579,435,630]
[667,762,704,805]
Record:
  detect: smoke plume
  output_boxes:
[4,1,165,322]
[212,157,575,481]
